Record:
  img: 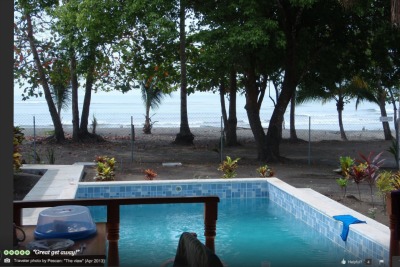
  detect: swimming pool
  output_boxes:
[89,198,359,267]
[76,178,389,266]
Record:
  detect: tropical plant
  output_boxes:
[367,207,377,219]
[144,169,158,180]
[91,114,98,135]
[357,151,385,205]
[257,165,274,178]
[375,171,396,210]
[392,172,400,190]
[350,163,367,201]
[336,177,349,199]
[140,79,168,134]
[387,140,398,168]
[336,156,354,198]
[45,148,56,164]
[49,57,72,118]
[339,156,355,178]
[13,126,25,172]
[94,156,116,181]
[218,156,240,178]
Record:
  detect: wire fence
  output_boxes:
[14,113,396,142]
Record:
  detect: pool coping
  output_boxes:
[20,164,83,225]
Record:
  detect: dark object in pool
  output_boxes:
[173,232,223,267]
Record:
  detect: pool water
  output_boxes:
[89,198,360,267]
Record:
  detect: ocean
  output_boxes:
[13,89,396,131]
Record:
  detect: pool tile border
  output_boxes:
[77,178,268,199]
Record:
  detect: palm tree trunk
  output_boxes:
[174,0,194,145]
[26,12,65,143]
[378,90,393,140]
[337,97,348,141]
[144,99,152,134]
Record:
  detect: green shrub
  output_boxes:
[257,165,274,178]
[94,156,116,181]
[13,126,25,172]
[218,156,240,178]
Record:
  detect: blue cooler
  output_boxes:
[34,205,97,240]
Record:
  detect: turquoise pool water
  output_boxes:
[89,198,360,267]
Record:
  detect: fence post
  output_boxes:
[220,116,224,163]
[308,116,311,165]
[398,96,400,170]
[33,116,37,163]
[131,116,135,163]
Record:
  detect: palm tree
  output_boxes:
[354,76,393,140]
[49,58,72,119]
[297,81,356,141]
[140,78,169,134]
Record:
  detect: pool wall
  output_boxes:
[76,178,389,266]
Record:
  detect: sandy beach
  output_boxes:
[21,125,391,142]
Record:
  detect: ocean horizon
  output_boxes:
[13,89,395,131]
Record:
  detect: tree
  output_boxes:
[222,70,240,146]
[14,0,66,143]
[188,14,241,146]
[48,55,72,117]
[53,0,127,141]
[298,77,362,141]
[174,0,195,145]
[140,78,170,134]
[355,0,400,140]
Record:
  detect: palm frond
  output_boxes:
[140,79,170,111]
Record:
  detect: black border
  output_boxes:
[1,0,15,252]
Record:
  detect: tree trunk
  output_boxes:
[244,66,267,160]
[220,82,228,133]
[378,90,393,140]
[266,83,294,162]
[79,46,95,139]
[143,99,152,134]
[174,0,194,145]
[392,0,400,25]
[225,70,239,146]
[70,49,80,141]
[265,4,300,161]
[337,96,348,141]
[289,92,298,141]
[26,13,65,143]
